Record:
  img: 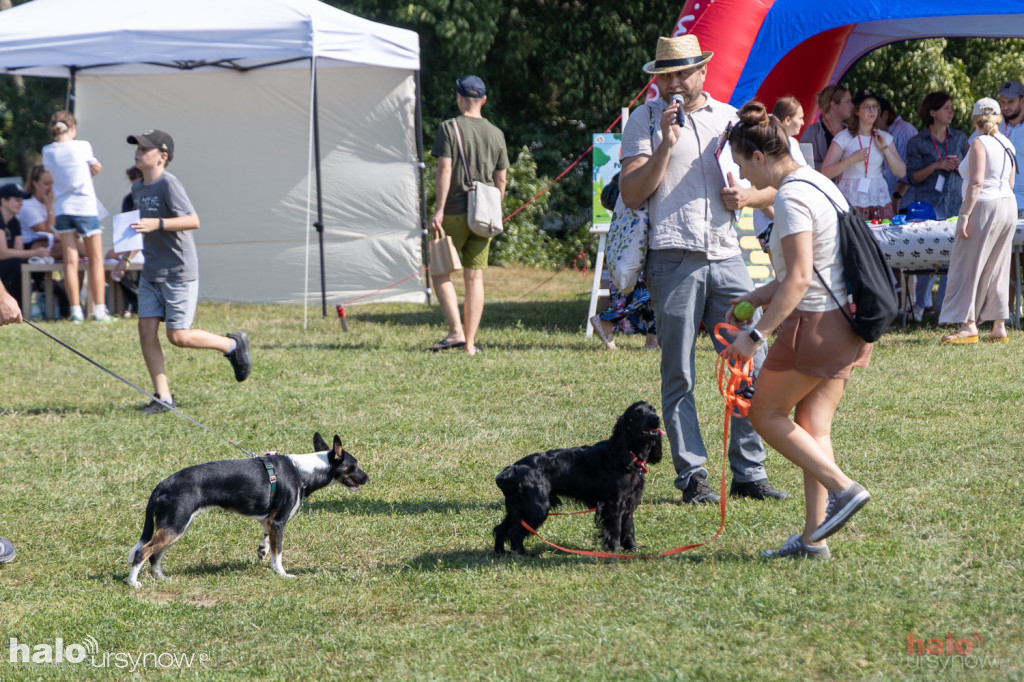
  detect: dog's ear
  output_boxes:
[313,432,329,452]
[329,435,344,463]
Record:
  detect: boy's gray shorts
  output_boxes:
[138,277,199,330]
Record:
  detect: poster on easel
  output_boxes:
[592,133,621,227]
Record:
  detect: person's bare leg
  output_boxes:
[463,268,484,354]
[139,317,171,398]
[165,328,232,353]
[431,272,465,343]
[60,232,81,310]
[83,233,106,308]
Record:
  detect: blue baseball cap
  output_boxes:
[456,75,486,98]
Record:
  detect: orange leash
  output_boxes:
[519,323,752,559]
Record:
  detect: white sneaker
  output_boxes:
[91,310,116,323]
[69,310,85,324]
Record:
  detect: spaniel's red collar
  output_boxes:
[630,452,648,474]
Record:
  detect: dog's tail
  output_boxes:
[130,496,157,564]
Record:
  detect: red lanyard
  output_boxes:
[823,117,837,138]
[856,134,871,176]
[930,134,949,162]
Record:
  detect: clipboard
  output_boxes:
[714,124,750,222]
[112,210,144,253]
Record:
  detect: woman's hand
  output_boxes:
[872,130,888,151]
[957,213,970,239]
[725,295,759,326]
[31,245,50,258]
[725,333,759,362]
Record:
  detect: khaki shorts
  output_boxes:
[763,306,872,379]
[442,213,490,270]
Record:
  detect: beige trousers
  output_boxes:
[939,196,1018,325]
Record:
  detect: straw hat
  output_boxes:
[642,35,713,75]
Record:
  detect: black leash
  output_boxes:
[23,320,257,458]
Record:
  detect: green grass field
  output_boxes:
[1,265,1021,679]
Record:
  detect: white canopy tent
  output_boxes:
[0,0,425,312]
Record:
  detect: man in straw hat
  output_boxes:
[620,34,787,505]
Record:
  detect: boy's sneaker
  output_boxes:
[810,482,871,542]
[91,310,116,323]
[225,331,251,382]
[762,534,830,560]
[140,395,175,415]
[682,473,720,505]
[69,310,85,324]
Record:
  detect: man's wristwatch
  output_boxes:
[748,328,765,345]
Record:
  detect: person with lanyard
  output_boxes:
[800,84,853,172]
[821,89,906,221]
[996,80,1024,217]
[906,91,969,317]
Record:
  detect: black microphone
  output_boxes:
[671,94,686,127]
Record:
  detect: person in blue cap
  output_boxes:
[428,76,509,356]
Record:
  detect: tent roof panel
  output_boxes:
[0,0,419,76]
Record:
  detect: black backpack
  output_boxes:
[781,178,898,343]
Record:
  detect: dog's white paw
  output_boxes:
[257,547,269,561]
[128,579,142,589]
[283,573,296,579]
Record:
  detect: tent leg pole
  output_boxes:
[415,70,430,305]
[67,66,77,113]
[312,67,326,317]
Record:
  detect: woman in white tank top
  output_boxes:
[939,98,1018,343]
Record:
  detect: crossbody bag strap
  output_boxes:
[991,135,1018,175]
[777,176,856,326]
[451,119,473,185]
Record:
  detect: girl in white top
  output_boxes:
[939,98,1018,342]
[41,110,111,322]
[19,166,55,248]
[724,102,872,560]
[821,89,906,221]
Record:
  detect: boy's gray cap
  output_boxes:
[127,129,174,163]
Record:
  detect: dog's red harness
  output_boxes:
[519,324,749,559]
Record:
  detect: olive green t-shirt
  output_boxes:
[431,115,509,215]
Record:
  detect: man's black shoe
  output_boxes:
[730,478,790,500]
[225,331,251,382]
[683,474,720,504]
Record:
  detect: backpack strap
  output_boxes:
[777,176,856,326]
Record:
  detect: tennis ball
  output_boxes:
[733,301,755,322]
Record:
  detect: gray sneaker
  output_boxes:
[0,537,16,564]
[762,534,830,560]
[810,482,870,542]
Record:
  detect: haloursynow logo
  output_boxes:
[9,636,209,671]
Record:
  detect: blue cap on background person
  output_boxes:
[456,76,486,98]
[998,80,1024,99]
[0,183,31,200]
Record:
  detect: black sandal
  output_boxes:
[428,338,466,352]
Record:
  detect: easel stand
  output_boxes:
[585,224,610,337]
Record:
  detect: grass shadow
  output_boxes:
[393,545,749,572]
[353,300,590,332]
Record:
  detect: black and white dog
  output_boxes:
[129,433,368,588]
[493,401,664,554]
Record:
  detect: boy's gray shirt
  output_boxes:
[131,172,198,283]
